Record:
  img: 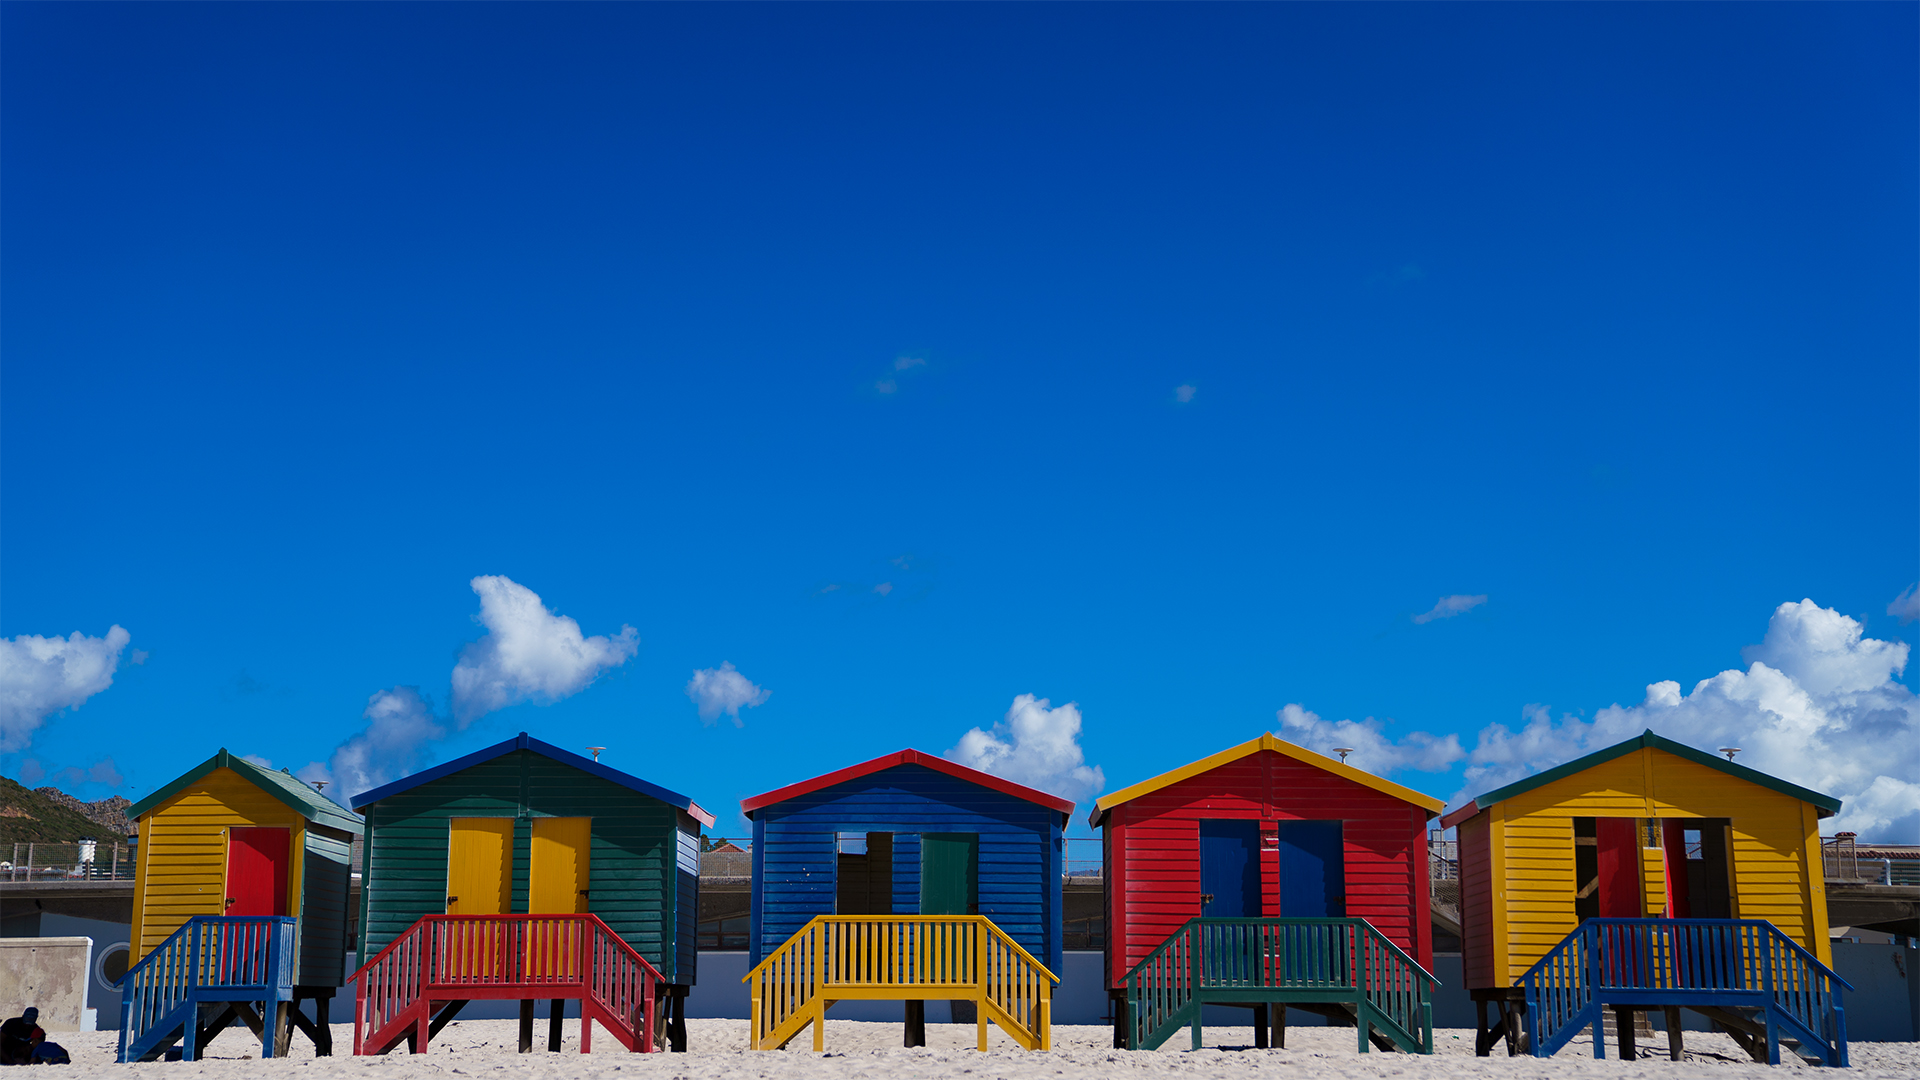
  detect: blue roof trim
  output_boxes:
[350,731,712,823]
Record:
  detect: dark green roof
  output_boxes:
[1442,730,1841,828]
[129,749,364,834]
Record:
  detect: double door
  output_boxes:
[1197,819,1346,918]
[446,817,592,915]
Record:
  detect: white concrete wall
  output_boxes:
[0,937,93,1031]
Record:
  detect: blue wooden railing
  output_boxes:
[1124,917,1436,1053]
[117,916,296,1063]
[1521,918,1851,1066]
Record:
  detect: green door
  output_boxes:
[919,833,978,915]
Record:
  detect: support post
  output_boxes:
[1253,1003,1268,1049]
[274,1002,293,1058]
[905,1000,925,1047]
[1663,1006,1684,1061]
[1275,1005,1287,1049]
[518,1000,534,1053]
[1613,1006,1636,1061]
[548,1000,564,1052]
[668,987,687,1052]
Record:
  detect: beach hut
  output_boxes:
[1089,733,1445,1053]
[118,749,364,1062]
[347,732,714,1056]
[1440,730,1850,1065]
[739,749,1071,1052]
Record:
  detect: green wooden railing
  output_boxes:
[1123,917,1436,1053]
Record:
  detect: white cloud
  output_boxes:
[1276,703,1466,773]
[306,687,447,799]
[875,378,899,394]
[1413,594,1486,624]
[241,754,274,769]
[451,576,639,724]
[1889,584,1920,624]
[685,662,770,727]
[895,356,926,371]
[873,582,893,596]
[1174,384,1197,404]
[1450,600,1917,840]
[0,626,132,751]
[946,694,1106,805]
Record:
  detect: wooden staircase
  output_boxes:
[744,915,1056,1051]
[116,916,297,1062]
[1520,918,1852,1066]
[1121,917,1437,1053]
[349,914,661,1056]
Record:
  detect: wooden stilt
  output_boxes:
[905,1000,925,1047]
[548,1000,564,1052]
[1664,1007,1684,1061]
[1253,1003,1269,1049]
[518,1000,534,1053]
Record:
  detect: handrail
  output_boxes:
[117,916,295,1063]
[1520,918,1851,1065]
[349,914,661,1056]
[744,915,1057,1051]
[1122,917,1437,1053]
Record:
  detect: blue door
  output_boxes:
[1276,820,1345,917]
[1198,820,1262,917]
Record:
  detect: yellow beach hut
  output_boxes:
[1440,730,1848,1065]
[119,749,363,1061]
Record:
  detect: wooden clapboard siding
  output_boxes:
[746,761,1065,970]
[1458,813,1494,989]
[358,746,695,983]
[298,826,354,985]
[1098,744,1437,988]
[1450,740,1835,987]
[131,768,306,961]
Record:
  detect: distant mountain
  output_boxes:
[0,775,136,845]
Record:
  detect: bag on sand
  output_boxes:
[30,1042,70,1065]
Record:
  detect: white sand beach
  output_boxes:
[45,1021,1920,1079]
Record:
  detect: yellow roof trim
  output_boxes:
[1090,733,1445,826]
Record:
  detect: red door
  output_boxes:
[226,827,290,916]
[1594,818,1641,918]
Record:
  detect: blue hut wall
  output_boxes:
[748,763,1064,969]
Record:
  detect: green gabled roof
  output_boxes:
[129,749,364,835]
[1440,730,1841,829]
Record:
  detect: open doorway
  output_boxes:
[1662,819,1734,919]
[835,832,894,915]
[1573,818,1642,920]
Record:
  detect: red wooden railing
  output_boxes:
[350,914,660,1056]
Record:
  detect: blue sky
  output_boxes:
[4,4,1915,841]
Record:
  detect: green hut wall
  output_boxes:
[354,734,709,985]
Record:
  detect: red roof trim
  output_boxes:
[740,749,1077,817]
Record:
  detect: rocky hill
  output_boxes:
[0,775,137,845]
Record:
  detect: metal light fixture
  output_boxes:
[1719,747,1741,762]
[1332,747,1355,763]
[587,746,606,763]
[312,780,328,793]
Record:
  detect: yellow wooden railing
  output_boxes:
[744,915,1056,1051]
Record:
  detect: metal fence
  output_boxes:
[3,841,135,882]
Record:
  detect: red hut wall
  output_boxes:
[1103,748,1432,988]
[1457,813,1495,989]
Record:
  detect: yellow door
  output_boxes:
[446,818,514,915]
[529,817,592,913]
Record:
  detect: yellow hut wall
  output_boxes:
[129,767,307,961]
[1482,746,1828,986]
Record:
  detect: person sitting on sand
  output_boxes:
[0,1007,45,1066]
